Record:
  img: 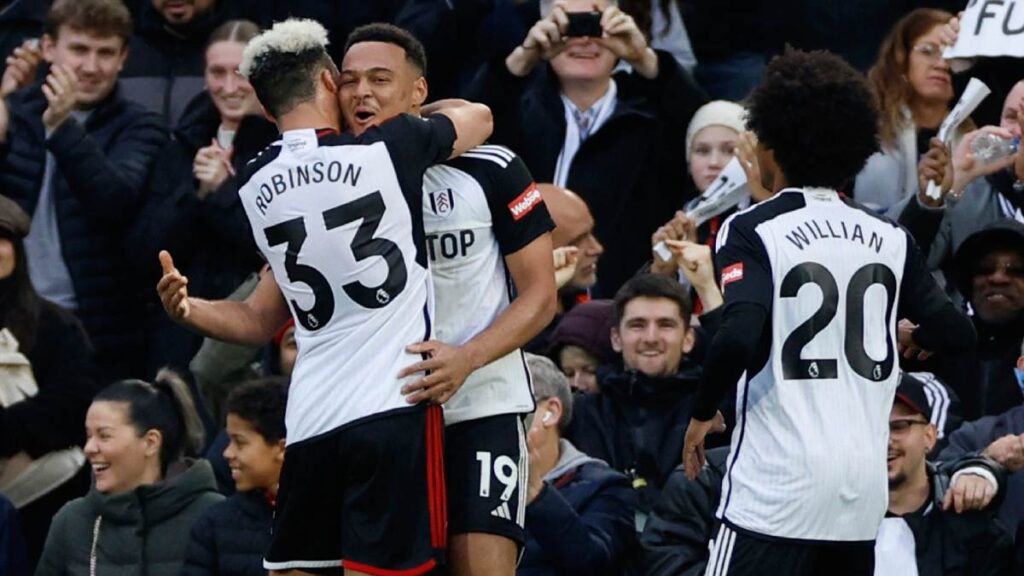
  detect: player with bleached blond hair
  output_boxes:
[156,18,493,576]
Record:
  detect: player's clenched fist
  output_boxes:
[157,250,191,321]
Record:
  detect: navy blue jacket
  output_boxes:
[181,490,273,576]
[0,495,28,576]
[0,81,168,381]
[520,461,636,576]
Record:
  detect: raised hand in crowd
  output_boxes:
[939,12,960,47]
[664,239,723,311]
[981,433,1024,472]
[0,39,42,98]
[897,319,932,361]
[951,126,1018,195]
[553,246,580,289]
[193,138,234,198]
[916,137,954,207]
[594,4,658,78]
[506,0,570,76]
[942,472,997,513]
[157,250,191,321]
[40,64,77,132]
[650,211,697,275]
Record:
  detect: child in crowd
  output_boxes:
[182,378,287,576]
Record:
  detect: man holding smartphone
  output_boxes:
[468,0,707,299]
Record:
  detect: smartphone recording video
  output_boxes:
[566,11,602,38]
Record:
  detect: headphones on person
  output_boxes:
[542,411,553,424]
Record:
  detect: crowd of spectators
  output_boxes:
[1,0,1024,574]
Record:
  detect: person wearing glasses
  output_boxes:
[853,8,968,213]
[878,373,1012,576]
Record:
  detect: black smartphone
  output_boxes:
[565,11,603,38]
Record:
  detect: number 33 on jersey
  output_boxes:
[236,116,457,445]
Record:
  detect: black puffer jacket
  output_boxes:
[640,447,729,576]
[125,91,273,374]
[0,81,168,382]
[181,490,273,576]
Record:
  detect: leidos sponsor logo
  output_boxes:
[508,184,542,221]
[721,263,744,286]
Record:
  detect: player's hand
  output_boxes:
[1,40,42,98]
[156,250,191,321]
[596,6,656,77]
[737,132,770,201]
[682,412,726,480]
[399,340,476,405]
[942,473,997,513]
[917,137,953,207]
[525,436,545,504]
[952,126,1017,195]
[194,138,234,198]
[665,239,723,310]
[982,434,1024,472]
[41,64,78,132]
[897,319,933,361]
[553,246,579,289]
[651,211,696,275]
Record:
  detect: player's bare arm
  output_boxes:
[400,232,557,404]
[421,98,493,159]
[157,250,290,346]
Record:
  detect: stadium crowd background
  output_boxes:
[0,0,1024,574]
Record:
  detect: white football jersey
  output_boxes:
[237,116,455,444]
[422,145,553,425]
[713,188,931,542]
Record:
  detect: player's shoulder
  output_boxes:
[446,144,520,172]
[238,141,283,188]
[718,190,804,247]
[839,195,903,230]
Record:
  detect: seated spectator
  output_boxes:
[0,197,99,566]
[0,494,28,576]
[547,299,615,393]
[183,378,286,576]
[520,354,636,576]
[126,19,270,377]
[877,375,1012,575]
[854,8,967,212]
[0,0,167,383]
[566,266,723,518]
[35,371,222,576]
[120,0,234,125]
[468,0,707,297]
[903,220,1024,419]
[640,373,1010,576]
[940,342,1024,547]
[896,79,1024,287]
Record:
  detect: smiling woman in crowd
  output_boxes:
[35,372,222,576]
[855,8,969,212]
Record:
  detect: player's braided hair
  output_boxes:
[239,19,337,118]
[745,50,880,191]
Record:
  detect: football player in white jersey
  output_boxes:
[680,51,976,575]
[336,24,558,576]
[156,19,494,576]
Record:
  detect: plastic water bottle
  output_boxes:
[971,133,1020,164]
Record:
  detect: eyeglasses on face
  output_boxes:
[889,418,930,434]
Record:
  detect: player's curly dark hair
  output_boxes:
[746,50,880,191]
[247,48,337,118]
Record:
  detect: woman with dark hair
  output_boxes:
[35,371,223,576]
[854,8,968,212]
[0,196,99,566]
